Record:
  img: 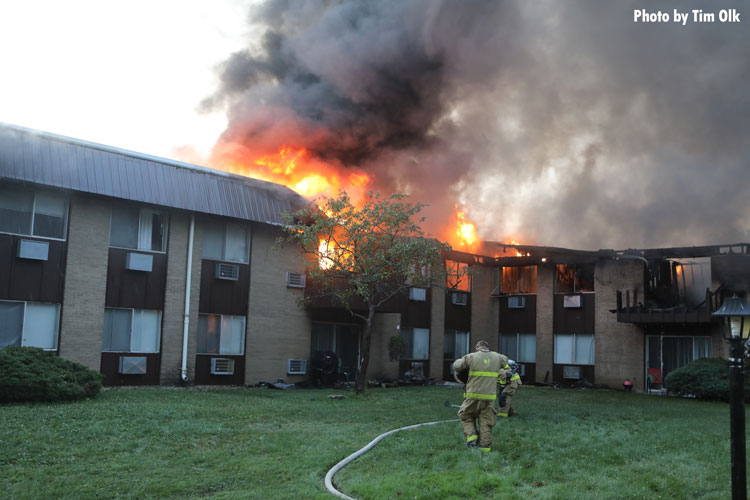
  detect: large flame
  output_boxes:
[446,206,480,252]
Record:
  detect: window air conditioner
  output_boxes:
[125,252,153,272]
[508,296,526,309]
[119,356,147,375]
[287,359,307,375]
[409,287,427,301]
[451,292,468,306]
[216,263,239,281]
[210,358,235,375]
[563,295,582,308]
[562,365,582,379]
[17,239,49,261]
[286,272,306,288]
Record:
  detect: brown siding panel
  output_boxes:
[498,294,537,333]
[0,234,66,303]
[105,248,167,310]
[100,352,161,386]
[198,259,250,316]
[445,293,471,331]
[553,294,595,334]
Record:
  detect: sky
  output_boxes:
[1,1,748,251]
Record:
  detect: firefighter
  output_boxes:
[498,361,522,418]
[452,340,508,452]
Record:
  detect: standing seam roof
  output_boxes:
[0,123,310,225]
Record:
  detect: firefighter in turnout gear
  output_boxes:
[498,361,522,417]
[452,340,508,452]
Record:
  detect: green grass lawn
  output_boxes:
[0,385,743,499]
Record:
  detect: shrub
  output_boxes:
[664,357,750,402]
[0,346,102,403]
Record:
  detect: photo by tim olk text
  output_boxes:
[634,8,741,25]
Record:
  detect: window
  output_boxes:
[0,300,60,350]
[445,260,471,292]
[197,314,246,355]
[0,187,68,239]
[202,222,250,263]
[502,266,537,294]
[444,330,470,360]
[647,335,711,378]
[500,333,536,363]
[110,206,167,252]
[401,328,430,359]
[555,264,594,293]
[102,308,162,353]
[554,334,595,365]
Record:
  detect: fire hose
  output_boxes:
[324,418,458,500]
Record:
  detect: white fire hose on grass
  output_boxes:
[324,419,458,500]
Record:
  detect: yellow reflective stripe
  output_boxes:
[466,435,478,442]
[478,447,491,452]
[510,374,521,381]
[469,371,499,377]
[464,393,496,400]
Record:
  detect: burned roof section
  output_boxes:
[0,122,312,226]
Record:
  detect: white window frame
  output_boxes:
[0,300,60,350]
[197,313,246,355]
[102,307,162,353]
[202,221,251,264]
[109,206,168,253]
[500,333,537,363]
[0,188,68,241]
[554,333,595,365]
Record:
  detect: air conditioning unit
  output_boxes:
[508,296,526,309]
[563,365,582,379]
[287,359,307,375]
[451,292,468,306]
[17,239,49,261]
[119,356,147,375]
[215,263,239,281]
[563,295,582,308]
[286,272,306,288]
[409,287,427,301]
[125,252,153,272]
[211,358,235,375]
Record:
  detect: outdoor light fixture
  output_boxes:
[713,294,750,500]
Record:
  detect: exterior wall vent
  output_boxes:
[119,356,147,375]
[125,252,153,272]
[451,292,468,306]
[563,295,582,308]
[286,272,306,288]
[211,358,235,375]
[17,239,49,261]
[562,365,582,379]
[287,359,307,375]
[409,287,427,301]
[508,296,526,309]
[216,263,239,281]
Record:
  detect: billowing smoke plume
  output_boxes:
[204,0,749,250]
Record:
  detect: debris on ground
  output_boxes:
[328,394,344,399]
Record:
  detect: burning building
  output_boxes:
[2,123,749,391]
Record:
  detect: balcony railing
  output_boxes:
[615,288,720,324]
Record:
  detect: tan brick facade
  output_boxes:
[245,224,311,384]
[535,263,555,383]
[429,284,446,380]
[593,260,645,389]
[160,213,203,384]
[59,194,110,370]
[472,266,499,350]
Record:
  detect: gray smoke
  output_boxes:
[204,0,749,250]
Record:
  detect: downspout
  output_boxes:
[181,215,195,383]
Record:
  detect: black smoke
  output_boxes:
[204,0,749,250]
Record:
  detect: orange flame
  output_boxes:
[446,206,479,252]
[319,239,334,270]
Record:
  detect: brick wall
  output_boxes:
[472,266,499,350]
[160,213,203,384]
[594,259,644,390]
[245,224,311,384]
[59,194,110,370]
[535,263,555,383]
[429,284,446,379]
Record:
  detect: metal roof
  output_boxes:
[0,122,311,225]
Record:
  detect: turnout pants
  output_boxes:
[498,385,516,417]
[458,398,497,448]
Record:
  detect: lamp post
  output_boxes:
[713,294,750,500]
